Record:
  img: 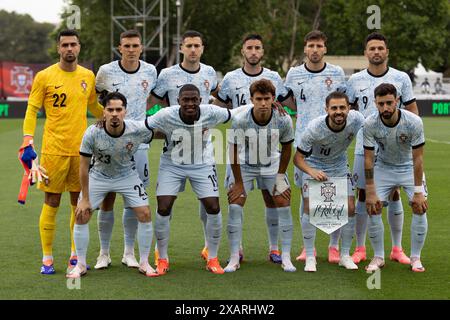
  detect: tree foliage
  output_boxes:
[321,0,449,73]
[0,10,54,63]
[53,0,449,75]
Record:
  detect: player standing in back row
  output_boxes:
[150,30,218,262]
[346,32,419,265]
[94,30,157,270]
[215,34,289,264]
[279,30,346,264]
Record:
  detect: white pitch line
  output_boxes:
[427,138,450,145]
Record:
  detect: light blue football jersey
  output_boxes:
[217,67,288,108]
[80,120,153,179]
[297,110,364,176]
[283,63,346,146]
[228,106,294,174]
[363,109,424,169]
[346,67,415,155]
[96,60,157,121]
[146,104,231,165]
[152,63,218,106]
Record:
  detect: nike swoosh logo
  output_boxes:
[55,85,63,89]
[360,88,368,92]
[157,238,164,241]
[304,236,312,239]
[176,84,184,88]
[369,236,377,239]
[229,231,237,234]
[112,83,121,86]
[282,229,291,232]
[417,233,425,236]
[235,86,245,90]
[298,81,305,85]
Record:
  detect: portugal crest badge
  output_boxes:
[142,80,149,90]
[81,80,87,92]
[325,77,333,90]
[321,182,336,202]
[11,66,33,94]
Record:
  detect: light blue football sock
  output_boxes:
[368,214,384,258]
[97,210,114,256]
[411,213,428,258]
[123,208,138,255]
[387,199,404,248]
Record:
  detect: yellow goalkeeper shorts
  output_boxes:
[37,154,81,193]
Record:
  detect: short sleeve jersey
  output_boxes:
[80,120,153,179]
[146,104,230,165]
[282,63,346,146]
[363,109,424,169]
[27,63,98,156]
[96,60,157,121]
[346,67,415,155]
[217,67,288,108]
[152,63,217,106]
[228,106,294,175]
[297,110,365,176]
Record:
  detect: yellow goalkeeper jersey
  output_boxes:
[23,63,103,156]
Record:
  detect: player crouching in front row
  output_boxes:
[364,83,428,273]
[225,79,296,273]
[294,91,365,272]
[67,92,156,278]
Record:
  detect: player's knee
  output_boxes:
[157,205,172,216]
[136,207,151,222]
[273,196,289,208]
[204,202,221,214]
[262,191,275,207]
[76,214,90,225]
[44,192,62,207]
[229,197,246,206]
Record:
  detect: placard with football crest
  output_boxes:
[308,177,348,234]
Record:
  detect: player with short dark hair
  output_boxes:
[94,29,157,270]
[294,91,364,272]
[280,30,347,264]
[67,92,156,278]
[215,33,289,264]
[225,79,296,272]
[346,32,419,265]
[146,85,254,276]
[150,30,218,263]
[364,83,427,272]
[21,29,104,274]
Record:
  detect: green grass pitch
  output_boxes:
[0,117,449,299]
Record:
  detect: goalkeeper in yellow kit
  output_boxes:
[21,29,103,274]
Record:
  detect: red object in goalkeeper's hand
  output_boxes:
[18,172,30,205]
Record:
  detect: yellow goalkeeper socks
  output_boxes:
[70,205,76,256]
[39,203,58,259]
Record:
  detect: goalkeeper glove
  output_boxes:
[19,135,37,170]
